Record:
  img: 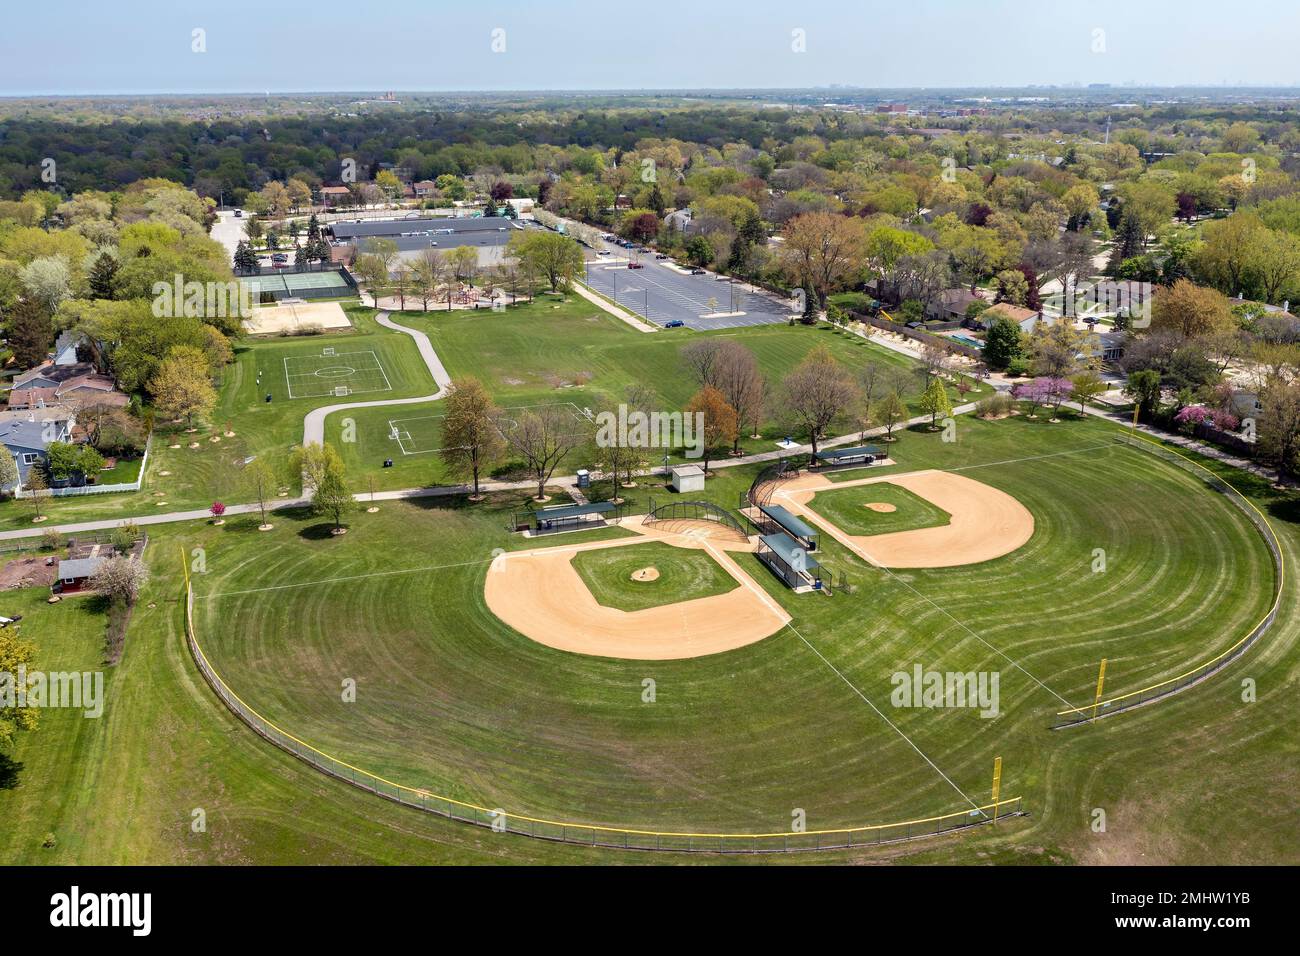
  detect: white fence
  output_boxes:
[15,435,151,499]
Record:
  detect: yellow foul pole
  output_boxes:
[990,756,1002,823]
[1091,658,1108,723]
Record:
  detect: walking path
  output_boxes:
[301,307,452,446]
[0,403,974,541]
[572,281,657,333]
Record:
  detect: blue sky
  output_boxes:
[2,0,1297,95]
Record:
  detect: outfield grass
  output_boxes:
[803,481,952,536]
[572,540,738,612]
[1,413,1297,864]
[170,415,1275,837]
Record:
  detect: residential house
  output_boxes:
[665,209,693,232]
[8,362,127,411]
[970,302,1042,333]
[926,288,984,323]
[0,417,73,492]
[413,180,438,199]
[320,185,352,208]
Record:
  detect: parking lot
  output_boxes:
[581,236,795,330]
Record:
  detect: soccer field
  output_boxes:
[283,348,393,399]
[386,401,592,455]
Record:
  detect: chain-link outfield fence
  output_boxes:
[1054,433,1284,728]
[180,562,1022,852]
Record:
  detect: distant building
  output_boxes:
[54,556,106,595]
[320,185,352,207]
[927,289,983,323]
[8,363,125,410]
[669,464,706,494]
[971,302,1042,333]
[413,180,439,198]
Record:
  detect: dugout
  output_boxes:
[510,500,622,535]
[813,444,887,471]
[756,532,821,592]
[755,503,819,552]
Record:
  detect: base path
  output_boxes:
[775,469,1034,569]
[301,309,452,447]
[485,519,790,660]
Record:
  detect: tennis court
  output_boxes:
[387,402,593,456]
[239,268,355,303]
[284,348,392,399]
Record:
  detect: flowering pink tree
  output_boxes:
[1043,377,1074,419]
[210,501,226,519]
[1012,378,1054,417]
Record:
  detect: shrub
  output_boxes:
[976,393,1015,419]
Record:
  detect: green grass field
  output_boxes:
[802,481,952,536]
[2,413,1297,864]
[158,415,1273,838]
[324,297,986,493]
[572,540,738,612]
[0,307,431,532]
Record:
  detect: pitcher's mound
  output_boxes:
[631,567,660,582]
[865,502,897,513]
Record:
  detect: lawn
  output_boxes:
[170,415,1274,838]
[0,306,431,532]
[325,297,986,493]
[1,413,1296,864]
[571,540,738,612]
[802,481,952,536]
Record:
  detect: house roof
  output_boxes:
[0,418,66,450]
[14,361,98,388]
[981,303,1039,324]
[320,185,351,195]
[56,557,106,580]
[934,288,982,311]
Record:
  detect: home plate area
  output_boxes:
[283,348,392,399]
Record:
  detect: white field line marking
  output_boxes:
[784,620,985,815]
[947,443,1114,472]
[197,558,493,599]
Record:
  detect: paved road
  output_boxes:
[301,308,452,446]
[211,210,246,265]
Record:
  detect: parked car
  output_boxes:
[664,319,685,328]
[233,209,243,218]
[271,252,289,263]
[628,262,644,269]
[690,268,706,275]
[655,253,668,259]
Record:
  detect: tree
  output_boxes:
[232,240,258,273]
[89,555,150,605]
[502,405,588,500]
[0,445,17,495]
[410,249,448,311]
[23,467,50,521]
[781,211,867,309]
[0,627,38,748]
[149,347,216,428]
[243,458,278,529]
[711,341,766,449]
[685,235,714,268]
[918,376,952,429]
[983,316,1024,371]
[874,390,907,441]
[1125,369,1163,422]
[88,249,119,298]
[1150,280,1234,339]
[313,467,353,533]
[685,386,738,476]
[439,378,505,499]
[19,256,72,314]
[779,345,860,455]
[1029,321,1088,378]
[1258,380,1300,479]
[7,298,54,368]
[1070,371,1108,413]
[505,231,584,292]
